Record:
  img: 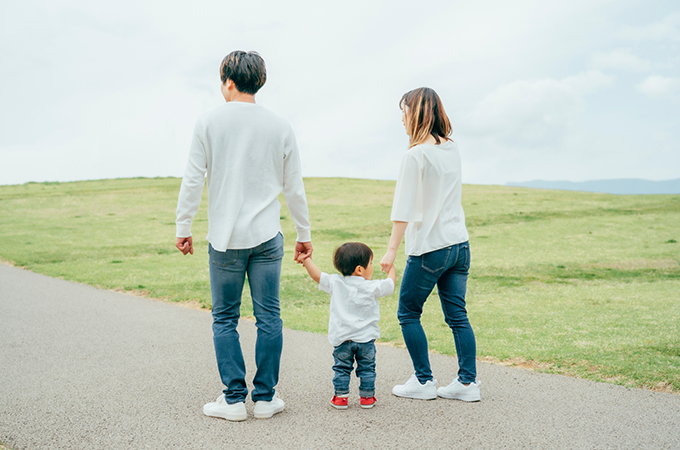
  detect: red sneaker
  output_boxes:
[330,395,348,409]
[360,396,377,409]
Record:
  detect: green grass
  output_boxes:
[1,177,679,392]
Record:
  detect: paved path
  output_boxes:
[1,264,679,449]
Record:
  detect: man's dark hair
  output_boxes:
[219,51,266,95]
[333,242,373,276]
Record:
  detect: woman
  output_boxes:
[380,87,480,402]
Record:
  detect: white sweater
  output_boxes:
[176,102,311,251]
[390,140,469,256]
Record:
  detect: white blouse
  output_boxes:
[390,140,469,256]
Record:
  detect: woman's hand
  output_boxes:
[380,249,397,273]
[381,221,407,273]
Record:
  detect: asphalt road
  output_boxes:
[1,264,679,449]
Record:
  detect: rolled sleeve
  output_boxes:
[377,278,395,298]
[319,272,332,294]
[390,152,423,223]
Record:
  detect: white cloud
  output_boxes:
[619,11,680,41]
[465,79,582,146]
[591,49,654,72]
[636,75,680,99]
[463,71,613,147]
[562,70,616,94]
[0,0,678,186]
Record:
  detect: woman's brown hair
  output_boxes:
[400,87,452,148]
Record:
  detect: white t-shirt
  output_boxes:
[319,273,395,347]
[390,140,469,256]
[176,102,311,251]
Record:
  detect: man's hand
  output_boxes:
[176,236,194,255]
[294,241,313,263]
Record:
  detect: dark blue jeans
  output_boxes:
[398,241,477,385]
[332,340,376,397]
[208,233,284,404]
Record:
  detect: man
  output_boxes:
[175,50,312,421]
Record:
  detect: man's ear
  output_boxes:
[221,79,236,102]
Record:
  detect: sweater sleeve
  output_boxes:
[390,151,423,223]
[175,118,208,238]
[282,126,312,242]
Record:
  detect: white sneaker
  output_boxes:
[437,379,481,402]
[392,374,438,399]
[253,395,285,419]
[203,394,247,421]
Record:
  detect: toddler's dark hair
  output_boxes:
[333,242,373,276]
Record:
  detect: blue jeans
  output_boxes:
[398,241,477,385]
[208,233,284,404]
[332,340,376,397]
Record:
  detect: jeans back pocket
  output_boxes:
[421,247,451,273]
[462,243,470,271]
[210,246,238,268]
[262,233,284,260]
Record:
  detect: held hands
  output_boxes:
[380,249,397,273]
[296,254,309,264]
[294,241,313,264]
[175,237,193,255]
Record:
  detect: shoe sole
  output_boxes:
[436,392,481,402]
[253,405,284,419]
[203,410,247,421]
[392,390,437,400]
[392,394,437,400]
[330,403,348,410]
[360,404,375,409]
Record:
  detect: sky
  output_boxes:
[1,0,678,186]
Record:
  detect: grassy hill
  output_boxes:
[1,177,678,392]
[506,178,680,195]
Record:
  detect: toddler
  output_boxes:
[298,242,396,409]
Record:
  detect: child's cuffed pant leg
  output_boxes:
[332,342,353,395]
[355,341,376,397]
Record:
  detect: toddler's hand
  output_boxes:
[296,254,308,264]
